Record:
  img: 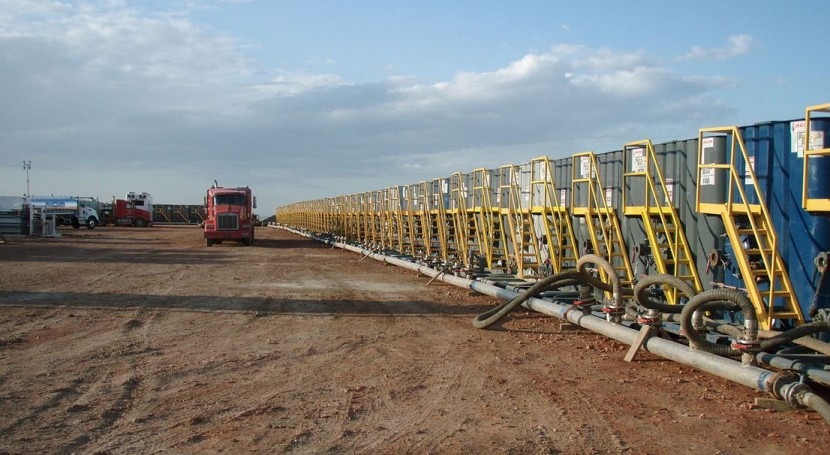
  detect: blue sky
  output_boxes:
[1,0,828,215]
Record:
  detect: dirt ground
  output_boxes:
[0,226,827,455]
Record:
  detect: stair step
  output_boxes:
[770,307,800,316]
[737,229,767,235]
[743,248,773,256]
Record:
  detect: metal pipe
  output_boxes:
[801,392,830,424]
[273,227,830,423]
[279,227,776,394]
[756,352,830,388]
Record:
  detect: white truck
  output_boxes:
[29,197,100,229]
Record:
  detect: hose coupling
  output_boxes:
[573,297,595,315]
[602,303,626,323]
[730,338,761,352]
[636,310,662,328]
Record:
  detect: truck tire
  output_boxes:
[72,217,81,229]
[206,239,214,247]
[134,218,147,228]
[86,217,97,230]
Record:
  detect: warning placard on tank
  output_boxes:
[791,120,825,158]
[630,147,646,172]
[580,156,592,179]
[700,168,716,186]
[701,137,715,163]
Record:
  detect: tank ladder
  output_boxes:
[499,164,540,278]
[623,140,702,303]
[804,103,830,212]
[571,151,633,287]
[696,126,804,330]
[530,156,579,273]
[472,168,509,272]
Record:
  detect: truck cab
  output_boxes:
[203,186,256,246]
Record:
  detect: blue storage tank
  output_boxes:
[789,118,830,317]
[734,120,830,319]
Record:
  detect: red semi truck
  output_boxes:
[100,192,153,227]
[116,192,153,227]
[203,185,256,246]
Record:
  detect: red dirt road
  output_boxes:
[0,226,826,454]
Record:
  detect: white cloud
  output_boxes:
[0,2,739,212]
[684,34,755,61]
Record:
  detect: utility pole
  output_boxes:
[22,160,31,201]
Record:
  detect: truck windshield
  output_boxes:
[214,194,246,206]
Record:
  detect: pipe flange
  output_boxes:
[768,371,799,400]
[781,381,810,409]
[707,249,723,267]
[816,251,828,274]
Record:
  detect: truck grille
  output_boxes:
[217,213,239,231]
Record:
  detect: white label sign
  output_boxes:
[665,178,675,204]
[701,137,715,164]
[791,120,825,158]
[700,168,716,186]
[580,156,592,179]
[630,147,646,173]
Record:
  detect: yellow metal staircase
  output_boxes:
[623,140,702,303]
[499,164,541,278]
[530,156,579,273]
[571,152,633,286]
[696,127,804,330]
[472,168,509,272]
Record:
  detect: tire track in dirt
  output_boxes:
[78,307,162,454]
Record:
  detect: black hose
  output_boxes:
[680,289,756,357]
[759,321,830,352]
[473,270,593,329]
[577,254,623,308]
[634,274,698,314]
